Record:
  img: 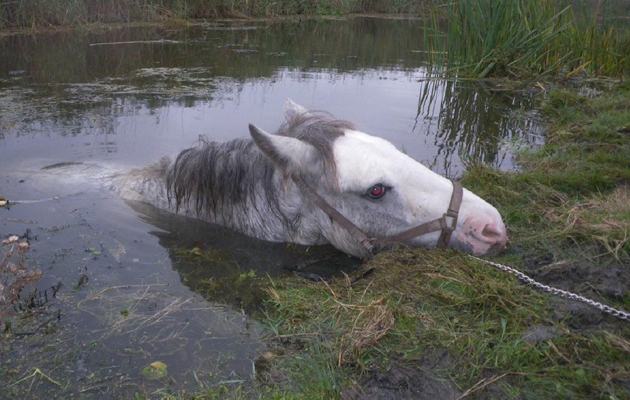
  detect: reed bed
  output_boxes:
[0,0,426,30]
[425,0,630,78]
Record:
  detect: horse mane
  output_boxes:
[165,111,353,223]
[166,138,275,219]
[276,111,353,179]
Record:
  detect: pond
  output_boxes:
[0,17,543,398]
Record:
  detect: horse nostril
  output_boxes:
[481,223,507,245]
[482,224,499,238]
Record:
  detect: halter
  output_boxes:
[292,175,463,255]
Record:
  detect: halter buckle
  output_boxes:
[442,210,458,232]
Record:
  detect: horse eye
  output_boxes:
[367,183,387,199]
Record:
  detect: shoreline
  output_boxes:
[0,13,423,39]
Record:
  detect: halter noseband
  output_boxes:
[292,176,463,255]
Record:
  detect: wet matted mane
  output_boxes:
[165,111,353,222]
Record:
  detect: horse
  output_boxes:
[114,101,508,258]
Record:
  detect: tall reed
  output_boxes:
[425,0,629,78]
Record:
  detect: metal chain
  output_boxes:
[468,255,630,322]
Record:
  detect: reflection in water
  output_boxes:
[0,18,543,176]
[416,78,544,176]
[0,19,427,83]
[127,200,360,312]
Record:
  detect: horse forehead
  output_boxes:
[335,130,399,165]
[333,130,425,186]
[340,129,398,150]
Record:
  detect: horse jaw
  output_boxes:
[330,129,507,256]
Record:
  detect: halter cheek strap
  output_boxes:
[292,175,463,256]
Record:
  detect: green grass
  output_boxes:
[251,82,630,399]
[425,0,630,78]
[261,252,629,399]
[464,82,630,261]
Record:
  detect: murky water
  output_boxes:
[0,18,543,398]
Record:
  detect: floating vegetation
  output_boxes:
[76,66,219,100]
[9,367,62,388]
[141,360,168,380]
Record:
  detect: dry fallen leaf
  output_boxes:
[2,235,19,245]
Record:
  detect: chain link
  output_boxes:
[468,256,630,322]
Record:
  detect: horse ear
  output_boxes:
[284,99,309,120]
[249,124,318,173]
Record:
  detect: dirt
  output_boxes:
[514,243,628,329]
[526,258,629,329]
[341,351,461,400]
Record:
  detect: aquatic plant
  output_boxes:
[0,235,42,331]
[425,0,630,78]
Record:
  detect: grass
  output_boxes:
[0,0,427,31]
[261,252,629,398]
[464,83,630,261]
[425,0,630,78]
[250,81,630,398]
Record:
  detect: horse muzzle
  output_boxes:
[452,215,508,255]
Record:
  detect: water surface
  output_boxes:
[0,18,543,397]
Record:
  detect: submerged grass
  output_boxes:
[425,0,630,78]
[171,246,267,313]
[254,82,630,398]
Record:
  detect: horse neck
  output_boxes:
[165,139,304,242]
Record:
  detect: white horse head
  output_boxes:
[249,100,508,258]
